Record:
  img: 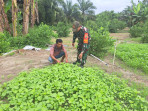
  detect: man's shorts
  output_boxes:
[48,51,65,63]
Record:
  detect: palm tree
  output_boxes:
[0,0,11,33]
[76,0,96,23]
[60,0,80,23]
[12,0,17,36]
[38,0,61,25]
[31,0,35,27]
[23,0,30,35]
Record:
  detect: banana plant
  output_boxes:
[132,0,142,15]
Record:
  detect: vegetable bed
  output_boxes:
[0,64,148,110]
[114,43,148,74]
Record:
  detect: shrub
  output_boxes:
[0,33,10,54]
[142,34,148,43]
[9,23,58,48]
[0,63,148,110]
[117,21,126,30]
[89,27,115,58]
[142,21,148,43]
[26,24,57,47]
[129,23,143,38]
[55,22,70,37]
[8,36,26,48]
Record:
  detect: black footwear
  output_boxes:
[80,63,84,68]
[73,60,81,65]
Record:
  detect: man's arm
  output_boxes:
[50,47,60,63]
[72,32,77,47]
[62,46,68,63]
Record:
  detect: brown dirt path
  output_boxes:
[0,31,148,87]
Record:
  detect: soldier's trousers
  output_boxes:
[77,44,89,64]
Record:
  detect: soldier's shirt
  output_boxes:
[73,26,90,53]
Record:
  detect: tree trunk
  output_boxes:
[23,0,30,35]
[35,1,39,23]
[0,0,11,33]
[12,0,17,37]
[31,0,35,27]
[0,1,4,32]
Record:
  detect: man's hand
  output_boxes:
[65,59,68,63]
[72,43,75,47]
[56,60,60,63]
[79,52,83,59]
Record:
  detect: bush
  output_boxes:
[116,21,126,30]
[9,23,58,48]
[8,36,26,48]
[89,27,115,58]
[142,21,148,43]
[0,64,148,110]
[25,24,58,47]
[0,33,10,54]
[129,23,143,38]
[55,22,70,37]
[142,34,148,43]
[109,19,126,33]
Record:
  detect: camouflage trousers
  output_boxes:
[77,44,89,64]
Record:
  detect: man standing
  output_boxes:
[72,21,90,68]
[49,39,68,64]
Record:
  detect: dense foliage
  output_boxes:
[0,64,148,110]
[8,24,58,49]
[129,23,143,38]
[120,0,148,27]
[129,20,148,43]
[88,27,115,58]
[54,22,70,37]
[90,11,126,33]
[38,0,96,25]
[113,43,148,74]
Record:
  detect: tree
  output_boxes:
[76,0,96,23]
[12,0,17,36]
[0,0,4,32]
[35,1,39,24]
[0,0,11,33]
[60,0,80,23]
[38,0,61,25]
[23,0,30,35]
[31,0,35,27]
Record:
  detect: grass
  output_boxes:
[111,72,123,78]
[117,30,129,33]
[125,37,142,43]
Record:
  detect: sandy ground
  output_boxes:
[0,30,148,87]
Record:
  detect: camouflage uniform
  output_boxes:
[73,26,90,65]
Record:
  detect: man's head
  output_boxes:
[56,39,63,48]
[72,21,81,32]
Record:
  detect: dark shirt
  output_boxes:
[73,26,90,53]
